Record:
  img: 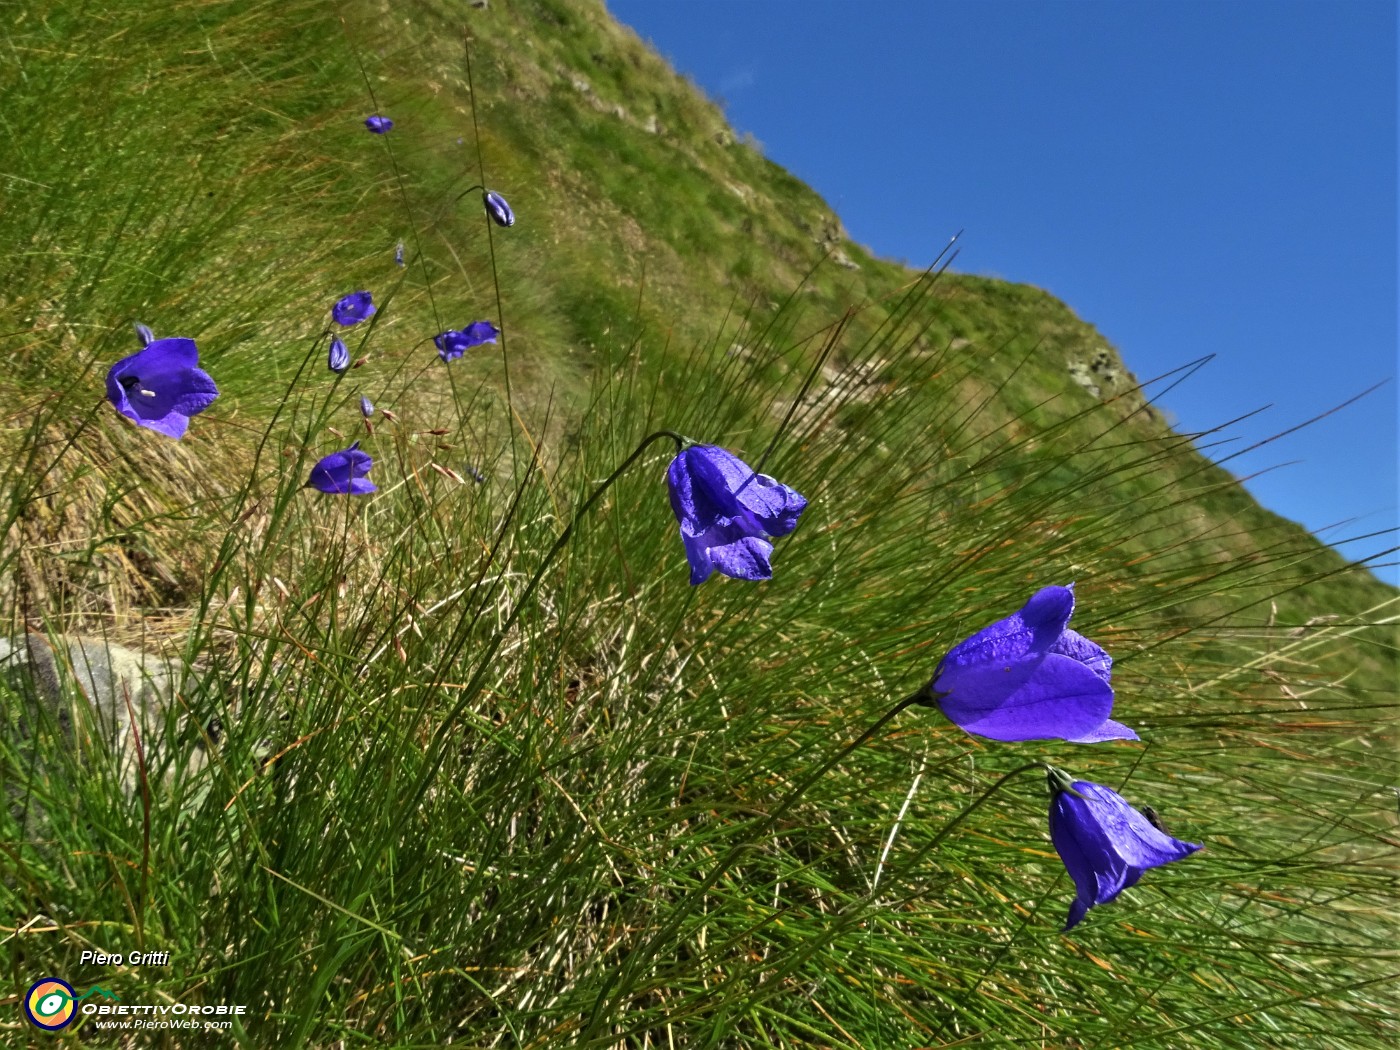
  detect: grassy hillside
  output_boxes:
[1,0,1396,1047]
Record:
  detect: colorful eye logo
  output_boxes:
[24,977,77,1031]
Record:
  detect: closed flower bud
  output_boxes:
[328,337,350,374]
[483,189,515,227]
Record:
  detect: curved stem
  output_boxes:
[459,37,520,480]
[750,760,1053,1022]
[583,689,930,1040]
[903,760,1050,868]
[450,182,486,205]
[398,429,686,817]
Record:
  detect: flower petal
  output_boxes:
[1067,718,1139,743]
[461,320,499,346]
[666,444,803,585]
[668,447,734,529]
[332,292,375,326]
[677,520,714,585]
[132,410,190,440]
[1049,778,1202,930]
[1077,783,1202,871]
[1051,627,1112,685]
[1051,791,1131,929]
[706,533,774,583]
[308,442,375,494]
[735,472,807,537]
[936,652,1114,741]
[105,339,217,439]
[1020,584,1076,645]
[936,585,1076,683]
[115,337,199,375]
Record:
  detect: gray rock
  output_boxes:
[1067,361,1101,398]
[1,634,211,800]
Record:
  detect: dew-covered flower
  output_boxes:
[1047,768,1202,931]
[434,321,499,362]
[133,322,155,346]
[666,444,807,585]
[483,190,515,227]
[105,337,219,440]
[364,115,393,134]
[360,395,374,418]
[307,441,376,494]
[328,337,350,374]
[922,584,1136,743]
[332,291,376,327]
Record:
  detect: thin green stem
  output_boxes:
[395,429,686,823]
[582,689,932,1040]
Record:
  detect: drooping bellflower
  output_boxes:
[483,190,515,227]
[434,321,499,362]
[328,337,350,374]
[105,337,219,439]
[1046,768,1201,931]
[364,115,394,134]
[922,585,1136,743]
[666,444,807,585]
[332,292,376,327]
[360,396,374,418]
[307,441,376,495]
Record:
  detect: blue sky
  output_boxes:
[608,0,1398,584]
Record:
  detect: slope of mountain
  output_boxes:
[378,0,1395,684]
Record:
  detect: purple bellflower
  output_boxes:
[360,395,375,418]
[434,321,499,362]
[1047,768,1201,931]
[483,190,515,227]
[332,291,376,327]
[923,585,1136,743]
[105,337,219,440]
[133,322,155,346]
[364,115,393,134]
[666,444,807,585]
[328,337,350,374]
[307,441,376,495]
[394,241,405,266]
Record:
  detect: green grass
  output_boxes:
[1,0,1397,1047]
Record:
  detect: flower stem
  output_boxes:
[903,760,1051,867]
[398,429,686,815]
[449,182,485,204]
[582,689,929,1040]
